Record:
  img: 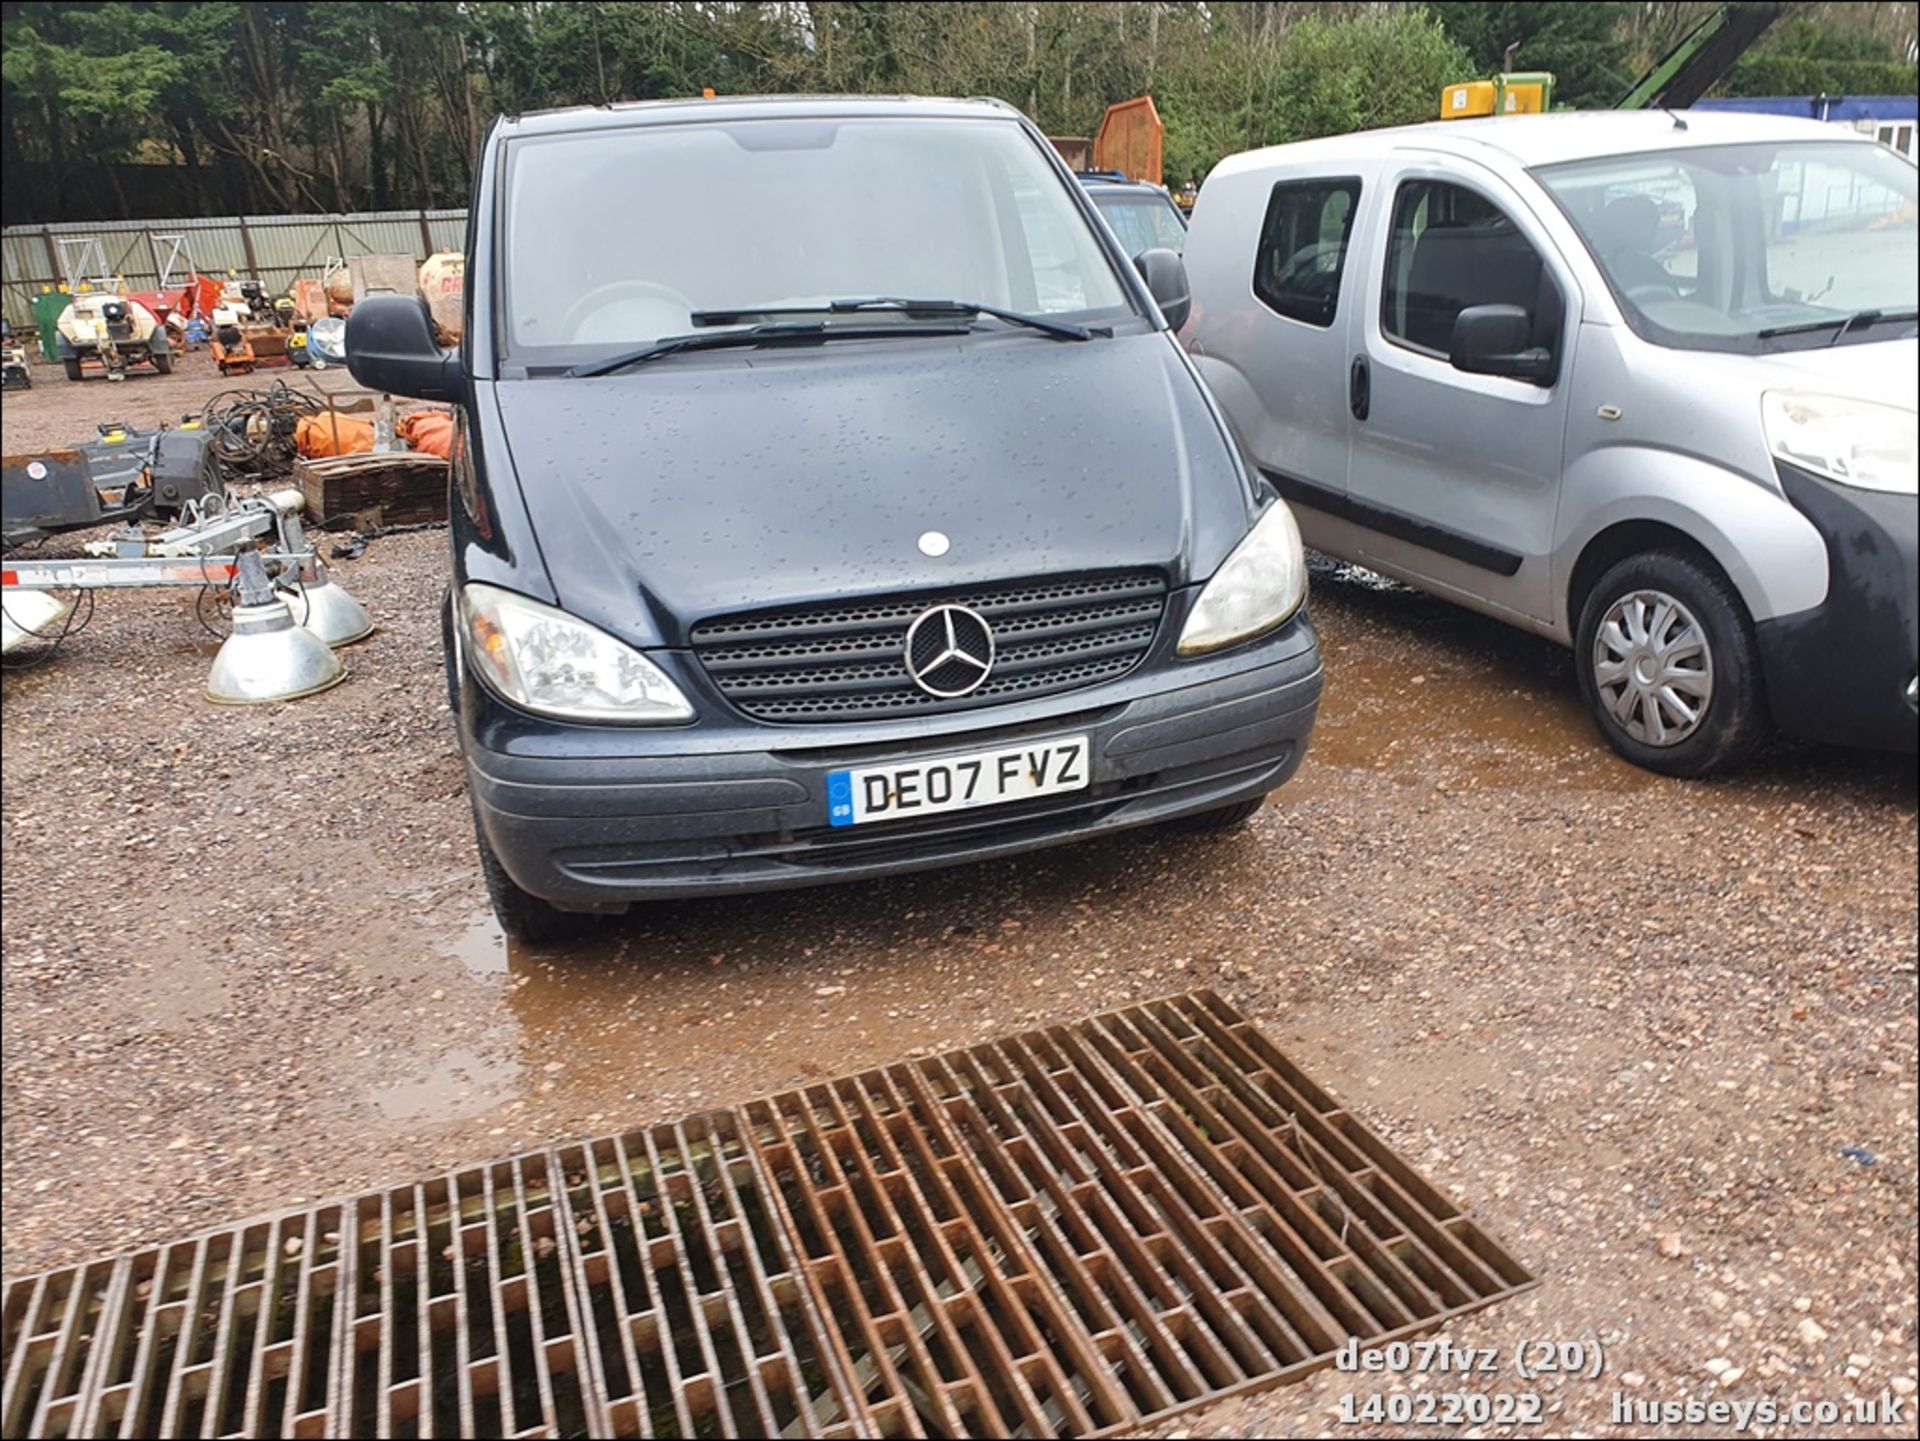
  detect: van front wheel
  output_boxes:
[471,802,596,944]
[1575,551,1767,778]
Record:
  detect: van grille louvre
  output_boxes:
[690,572,1168,722]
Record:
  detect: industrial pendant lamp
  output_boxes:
[0,592,73,656]
[281,561,374,647]
[205,550,346,704]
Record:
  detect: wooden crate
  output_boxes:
[294,451,449,528]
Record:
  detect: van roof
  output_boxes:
[1078,173,1171,195]
[496,93,1020,138]
[1209,108,1877,180]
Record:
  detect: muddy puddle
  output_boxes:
[1300,560,1656,793]
[440,900,1038,1111]
[370,1045,522,1123]
[394,560,1671,1133]
[421,821,1202,1128]
[377,557,1904,1138]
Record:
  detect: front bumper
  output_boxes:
[1757,463,1918,754]
[463,616,1323,909]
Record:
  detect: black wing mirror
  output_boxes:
[1133,247,1191,332]
[1450,304,1555,385]
[345,295,460,402]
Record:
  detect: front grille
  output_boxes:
[691,572,1168,722]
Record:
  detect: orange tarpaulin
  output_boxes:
[295,412,376,458]
[397,411,454,459]
[295,409,454,460]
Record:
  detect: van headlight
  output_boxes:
[1763,392,1917,495]
[458,582,693,722]
[1177,501,1308,656]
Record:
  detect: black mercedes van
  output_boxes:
[347,94,1322,939]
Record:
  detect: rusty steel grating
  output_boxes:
[3,992,1534,1438]
[2,1152,591,1440]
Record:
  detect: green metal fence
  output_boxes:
[1,209,467,338]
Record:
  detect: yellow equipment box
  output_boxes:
[1442,81,1498,118]
[1440,71,1556,120]
[1499,72,1553,113]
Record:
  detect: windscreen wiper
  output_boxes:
[567,318,965,377]
[691,297,1094,341]
[1829,308,1919,345]
[1755,308,1920,343]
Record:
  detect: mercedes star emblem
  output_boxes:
[903,604,995,698]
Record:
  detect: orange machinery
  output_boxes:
[126,274,223,333]
[210,316,256,376]
[126,237,225,336]
[1092,96,1164,185]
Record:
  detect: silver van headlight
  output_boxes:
[1177,501,1308,656]
[458,582,693,722]
[1763,391,1917,495]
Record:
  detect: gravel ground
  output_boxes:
[3,352,1915,1436]
[0,349,367,452]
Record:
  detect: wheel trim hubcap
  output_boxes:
[1593,589,1713,747]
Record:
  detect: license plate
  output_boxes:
[826,735,1090,828]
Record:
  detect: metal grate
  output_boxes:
[689,572,1169,723]
[2,1154,592,1440]
[3,993,1533,1438]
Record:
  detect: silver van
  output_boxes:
[1183,111,1916,775]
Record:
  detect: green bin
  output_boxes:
[32,290,69,361]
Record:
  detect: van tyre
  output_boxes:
[1166,796,1266,832]
[471,802,595,944]
[1575,551,1767,778]
[440,589,461,717]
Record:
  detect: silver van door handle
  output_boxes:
[1349,356,1370,421]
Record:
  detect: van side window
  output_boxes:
[1252,178,1362,327]
[1382,180,1562,363]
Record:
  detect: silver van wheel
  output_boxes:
[1591,589,1713,747]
